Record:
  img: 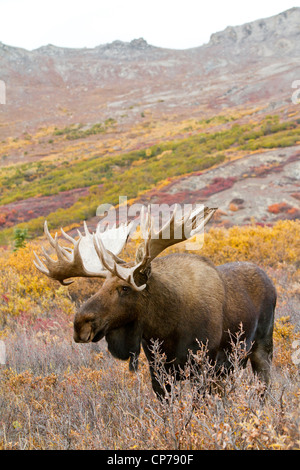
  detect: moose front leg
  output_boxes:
[148,364,167,399]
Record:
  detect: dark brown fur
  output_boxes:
[74,253,276,397]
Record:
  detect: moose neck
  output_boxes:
[139,264,185,341]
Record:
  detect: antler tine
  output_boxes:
[182,207,194,234]
[131,204,216,290]
[53,232,72,263]
[92,234,113,272]
[177,205,204,238]
[136,204,217,266]
[33,221,109,284]
[60,227,77,244]
[41,245,56,264]
[83,221,91,237]
[190,207,217,236]
[45,221,75,263]
[33,248,75,286]
[59,229,76,261]
[138,204,182,262]
[140,205,152,240]
[44,222,76,264]
[93,233,146,291]
[156,203,178,238]
[92,235,123,277]
[44,220,56,249]
[93,204,216,291]
[33,251,49,275]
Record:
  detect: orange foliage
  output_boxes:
[267,202,291,214]
[229,203,238,212]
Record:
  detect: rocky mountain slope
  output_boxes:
[0,7,299,137]
[0,8,299,241]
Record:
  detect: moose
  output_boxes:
[34,205,276,397]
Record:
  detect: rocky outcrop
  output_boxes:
[0,8,299,135]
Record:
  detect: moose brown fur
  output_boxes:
[73,253,276,397]
[34,207,276,398]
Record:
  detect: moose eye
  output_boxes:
[121,285,131,293]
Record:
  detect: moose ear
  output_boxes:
[105,321,142,371]
[133,265,151,289]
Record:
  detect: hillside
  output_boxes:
[0,7,299,244]
[1,7,299,138]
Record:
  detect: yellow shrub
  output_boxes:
[0,244,74,323]
[200,220,300,266]
[273,316,300,369]
[1,220,298,323]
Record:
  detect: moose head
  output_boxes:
[34,206,215,369]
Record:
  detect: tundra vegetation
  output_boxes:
[0,113,299,243]
[0,108,299,449]
[0,219,299,450]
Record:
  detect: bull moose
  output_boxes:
[34,205,276,397]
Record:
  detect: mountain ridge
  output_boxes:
[1,7,299,53]
[0,7,299,240]
[0,7,299,138]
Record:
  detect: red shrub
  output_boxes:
[201,177,236,197]
[268,203,291,214]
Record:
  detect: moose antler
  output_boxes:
[33,220,133,285]
[34,205,216,289]
[92,234,148,291]
[92,205,217,291]
[137,204,216,264]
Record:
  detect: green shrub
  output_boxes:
[13,228,28,251]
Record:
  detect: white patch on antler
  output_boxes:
[96,221,133,254]
[78,221,133,274]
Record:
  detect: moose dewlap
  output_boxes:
[34,205,276,398]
